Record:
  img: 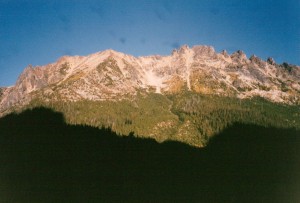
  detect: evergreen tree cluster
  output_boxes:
[26,91,300,147]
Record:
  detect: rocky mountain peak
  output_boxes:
[16,65,34,84]
[231,50,248,63]
[171,45,188,56]
[178,44,190,54]
[267,57,276,65]
[192,45,216,57]
[249,55,264,66]
[171,45,216,59]
[100,49,122,56]
[57,55,71,64]
[221,50,230,58]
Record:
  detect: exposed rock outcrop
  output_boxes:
[267,57,276,65]
[231,50,248,63]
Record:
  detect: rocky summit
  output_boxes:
[0,45,299,147]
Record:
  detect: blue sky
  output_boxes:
[0,0,299,86]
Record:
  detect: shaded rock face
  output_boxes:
[0,87,3,98]
[281,62,300,77]
[267,57,276,65]
[0,45,299,116]
[15,66,47,95]
[15,63,67,96]
[0,87,5,106]
[0,66,60,113]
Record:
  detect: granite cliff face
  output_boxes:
[0,45,299,116]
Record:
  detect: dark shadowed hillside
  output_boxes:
[0,108,299,203]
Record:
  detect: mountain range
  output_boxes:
[1,45,299,147]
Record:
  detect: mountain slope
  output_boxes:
[1,45,299,112]
[0,45,299,146]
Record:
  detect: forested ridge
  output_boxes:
[0,108,299,202]
[23,92,300,147]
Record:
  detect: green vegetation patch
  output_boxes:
[25,91,300,147]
